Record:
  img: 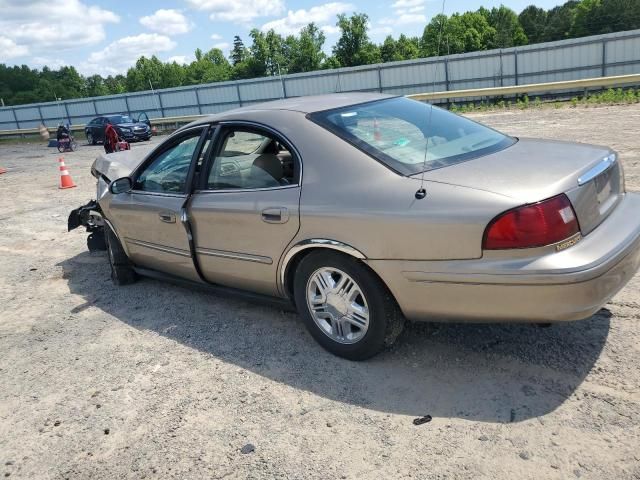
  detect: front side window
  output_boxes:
[207,128,297,190]
[134,129,203,193]
[309,97,515,175]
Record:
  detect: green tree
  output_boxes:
[333,13,380,67]
[288,23,326,73]
[543,1,579,41]
[519,5,548,44]
[484,6,528,48]
[230,35,247,66]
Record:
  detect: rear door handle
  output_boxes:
[261,207,289,224]
[158,211,176,223]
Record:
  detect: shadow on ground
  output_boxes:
[59,251,610,423]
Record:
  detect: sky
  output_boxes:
[0,0,566,77]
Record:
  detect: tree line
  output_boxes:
[1,0,639,106]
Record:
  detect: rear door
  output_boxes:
[107,126,212,281]
[189,123,301,296]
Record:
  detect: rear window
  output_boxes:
[309,97,515,175]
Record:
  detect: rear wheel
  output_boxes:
[293,251,404,360]
[105,224,137,286]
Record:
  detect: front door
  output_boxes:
[107,126,210,282]
[189,125,301,296]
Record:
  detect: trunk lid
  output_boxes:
[91,147,151,181]
[421,138,623,235]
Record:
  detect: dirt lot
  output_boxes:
[1,104,639,479]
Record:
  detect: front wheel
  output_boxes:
[57,142,65,153]
[87,131,96,145]
[105,224,137,286]
[293,251,405,360]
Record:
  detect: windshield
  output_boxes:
[309,97,515,175]
[108,115,133,124]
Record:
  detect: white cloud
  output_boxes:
[369,26,394,36]
[167,55,191,65]
[79,33,176,76]
[30,56,68,69]
[140,9,193,35]
[213,42,230,51]
[379,0,426,26]
[211,33,223,40]
[0,0,119,56]
[185,0,285,24]
[261,2,353,35]
[321,25,340,35]
[0,36,29,61]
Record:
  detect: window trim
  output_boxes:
[129,125,209,196]
[197,120,303,194]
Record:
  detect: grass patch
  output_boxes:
[448,87,639,114]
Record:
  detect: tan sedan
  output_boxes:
[69,93,640,359]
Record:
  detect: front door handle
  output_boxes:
[158,211,176,223]
[261,207,289,224]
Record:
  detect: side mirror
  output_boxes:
[109,177,132,194]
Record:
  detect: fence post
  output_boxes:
[91,99,98,116]
[236,83,243,107]
[194,88,203,114]
[124,96,132,117]
[156,93,165,118]
[499,49,504,87]
[601,40,607,77]
[63,103,71,125]
[377,65,383,93]
[37,106,44,125]
[444,58,450,91]
[514,49,519,86]
[11,107,20,129]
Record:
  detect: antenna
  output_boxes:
[416,0,446,200]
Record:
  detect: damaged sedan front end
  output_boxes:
[68,147,150,252]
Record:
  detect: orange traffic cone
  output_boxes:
[58,157,76,189]
[373,117,382,141]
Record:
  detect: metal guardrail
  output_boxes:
[1,73,638,138]
[406,73,640,101]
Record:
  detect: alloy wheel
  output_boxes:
[306,267,370,344]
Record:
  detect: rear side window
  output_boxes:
[206,128,298,190]
[309,97,515,175]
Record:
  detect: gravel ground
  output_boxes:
[1,104,639,479]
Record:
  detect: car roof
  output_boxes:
[187,92,397,127]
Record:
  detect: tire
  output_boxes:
[70,140,77,151]
[105,224,137,286]
[293,251,404,360]
[87,131,96,145]
[57,143,65,153]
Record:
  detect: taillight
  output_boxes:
[483,194,579,250]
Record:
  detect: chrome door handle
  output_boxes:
[158,212,176,223]
[261,207,289,224]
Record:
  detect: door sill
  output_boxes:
[133,266,295,312]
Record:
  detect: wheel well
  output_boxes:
[283,247,398,309]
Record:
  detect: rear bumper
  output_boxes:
[368,192,640,323]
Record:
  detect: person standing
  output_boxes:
[104,122,118,154]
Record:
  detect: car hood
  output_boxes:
[418,138,612,202]
[116,122,148,129]
[92,147,152,181]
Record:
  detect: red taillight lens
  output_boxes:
[483,194,579,250]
